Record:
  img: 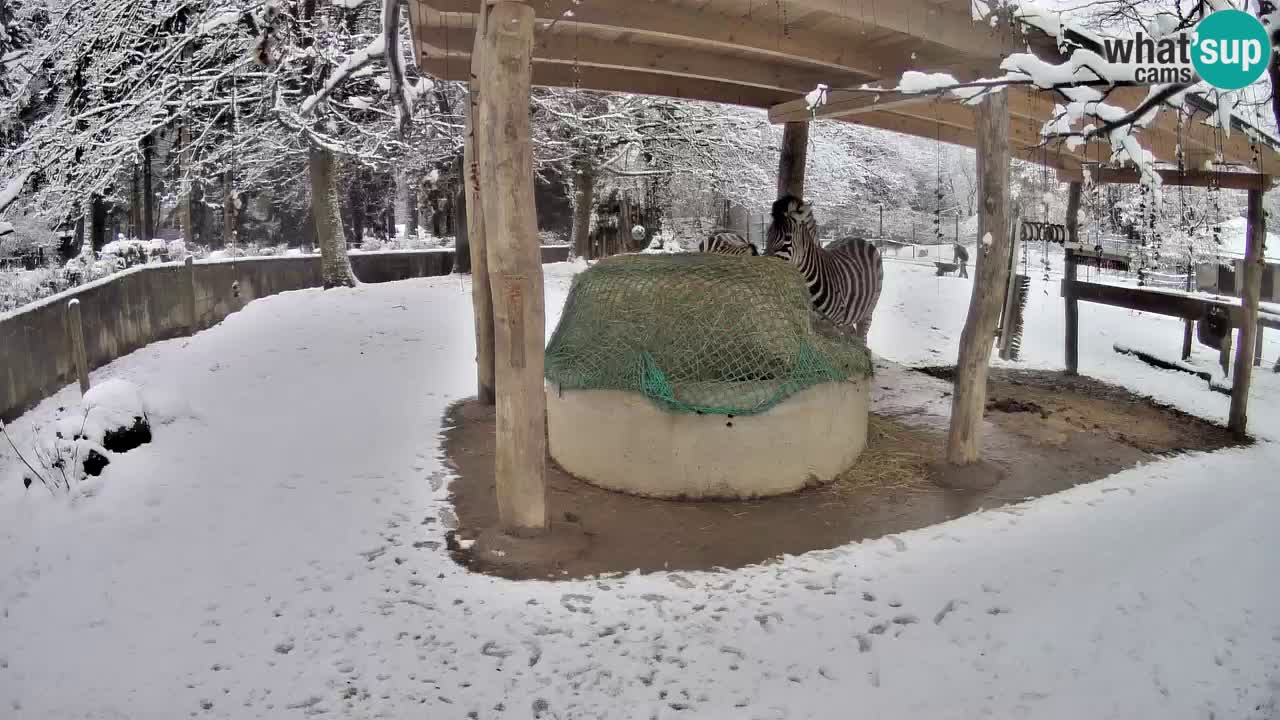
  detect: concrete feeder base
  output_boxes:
[546,380,870,500]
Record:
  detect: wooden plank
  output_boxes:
[997,205,1022,361]
[947,89,1011,466]
[777,122,809,199]
[1061,165,1276,191]
[464,2,495,406]
[786,0,1006,59]
[477,0,547,534]
[1229,188,1265,437]
[184,255,197,332]
[66,299,90,396]
[1063,182,1082,374]
[1064,279,1280,332]
[1065,280,1210,319]
[420,0,917,77]
[418,57,795,109]
[416,23,863,95]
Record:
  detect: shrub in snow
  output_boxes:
[3,379,154,495]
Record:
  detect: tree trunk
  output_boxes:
[130,163,141,240]
[223,171,238,248]
[178,123,195,247]
[454,182,470,273]
[417,179,432,234]
[90,194,107,252]
[464,22,495,404]
[1063,181,1082,374]
[396,170,416,238]
[477,0,547,535]
[142,134,154,242]
[946,90,1011,467]
[777,121,809,199]
[1228,188,1265,437]
[309,144,357,288]
[571,159,595,258]
[348,177,365,246]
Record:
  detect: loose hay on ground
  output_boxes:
[827,416,937,497]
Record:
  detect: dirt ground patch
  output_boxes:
[914,366,1241,455]
[442,368,1240,580]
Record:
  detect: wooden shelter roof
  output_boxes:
[408,0,1280,186]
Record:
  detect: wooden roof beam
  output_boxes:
[417,57,797,109]
[418,0,915,78]
[415,26,863,96]
[417,0,992,87]
[1060,165,1277,190]
[786,0,1009,58]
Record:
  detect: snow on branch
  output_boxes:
[382,0,428,136]
[299,35,387,117]
[0,170,33,215]
[830,0,1265,187]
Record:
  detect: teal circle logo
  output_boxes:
[1193,10,1271,90]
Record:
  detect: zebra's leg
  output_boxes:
[855,313,872,344]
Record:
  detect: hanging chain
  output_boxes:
[934,107,944,245]
[1211,117,1223,253]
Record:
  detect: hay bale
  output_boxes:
[545,253,872,415]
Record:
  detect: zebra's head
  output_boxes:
[765,194,812,261]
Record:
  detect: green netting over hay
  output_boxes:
[544,253,873,416]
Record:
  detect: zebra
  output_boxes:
[698,231,759,256]
[765,194,883,342]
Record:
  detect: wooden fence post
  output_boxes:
[1063,182,1082,374]
[185,255,198,333]
[66,299,90,396]
[1228,188,1265,437]
[464,1,496,406]
[1254,325,1264,367]
[946,89,1011,467]
[477,0,547,536]
[777,121,809,199]
[1182,262,1194,360]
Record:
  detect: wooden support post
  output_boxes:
[1063,181,1082,374]
[464,2,495,405]
[776,121,809,199]
[1229,188,1265,437]
[1182,262,1194,360]
[1255,325,1264,367]
[185,256,197,333]
[946,89,1011,467]
[66,299,90,396]
[477,0,547,535]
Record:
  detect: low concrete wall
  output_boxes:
[1,246,572,423]
[546,380,870,500]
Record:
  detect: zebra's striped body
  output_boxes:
[699,231,759,256]
[765,195,883,342]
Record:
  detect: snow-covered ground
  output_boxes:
[1,259,1278,719]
